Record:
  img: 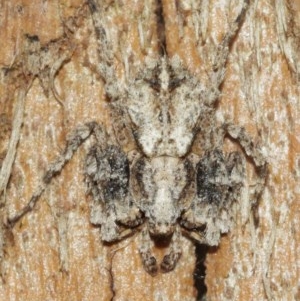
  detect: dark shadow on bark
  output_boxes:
[194,244,209,301]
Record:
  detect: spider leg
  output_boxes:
[87,0,123,101]
[206,0,249,106]
[221,123,266,168]
[8,122,100,226]
[213,0,249,73]
[221,123,268,199]
[86,143,143,242]
[181,149,245,245]
[182,120,267,245]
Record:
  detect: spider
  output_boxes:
[8,0,266,275]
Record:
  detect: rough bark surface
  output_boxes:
[0,1,299,300]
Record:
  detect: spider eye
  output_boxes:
[168,77,185,92]
[144,78,161,92]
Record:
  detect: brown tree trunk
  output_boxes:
[0,1,299,300]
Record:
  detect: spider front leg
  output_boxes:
[86,144,143,243]
[88,0,125,101]
[181,149,245,245]
[205,0,250,106]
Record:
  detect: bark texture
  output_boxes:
[0,1,299,300]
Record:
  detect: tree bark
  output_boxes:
[0,1,299,300]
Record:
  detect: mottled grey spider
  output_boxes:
[8,0,266,275]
